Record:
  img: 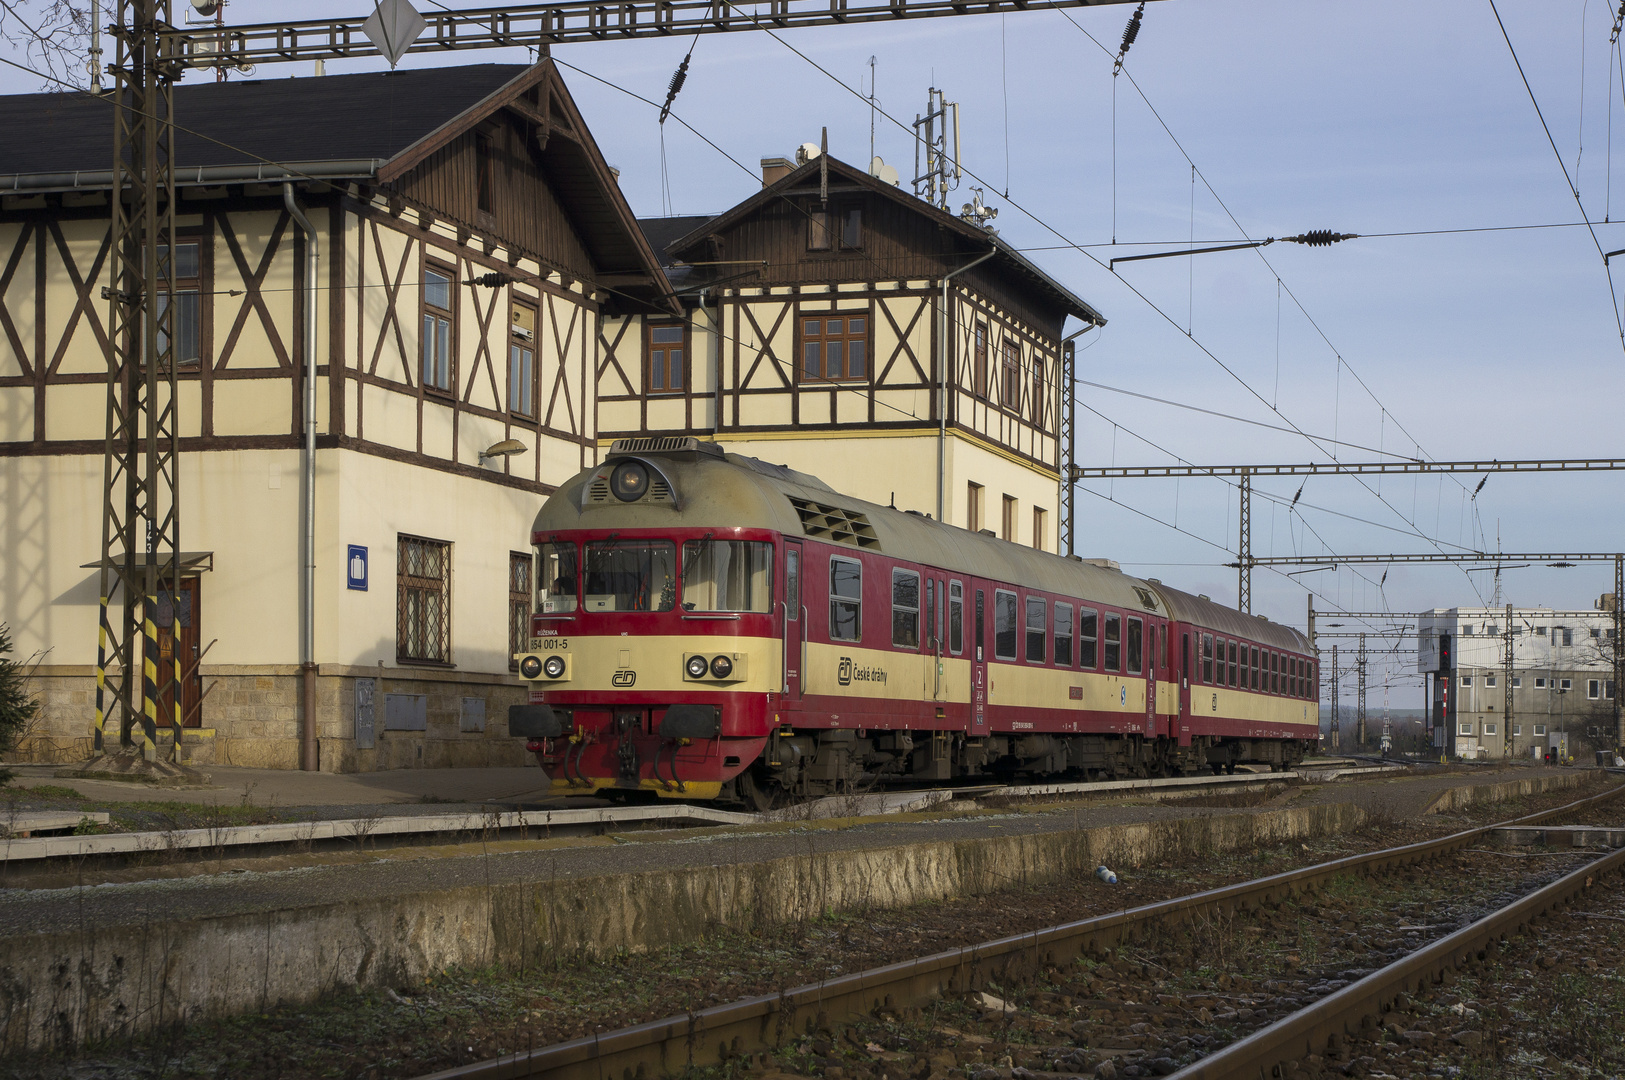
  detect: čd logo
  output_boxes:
[612,670,637,687]
[837,657,854,686]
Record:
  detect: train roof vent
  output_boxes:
[788,497,881,549]
[608,436,723,458]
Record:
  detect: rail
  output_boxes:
[414,777,1625,1080]
[1171,841,1625,1079]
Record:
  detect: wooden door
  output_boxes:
[155,579,202,728]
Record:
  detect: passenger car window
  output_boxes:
[830,557,862,641]
[994,590,1018,660]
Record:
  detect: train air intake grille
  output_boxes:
[788,498,880,548]
[607,436,723,458]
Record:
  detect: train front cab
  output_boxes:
[509,526,788,800]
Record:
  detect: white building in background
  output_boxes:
[1418,603,1618,760]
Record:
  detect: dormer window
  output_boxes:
[808,206,861,250]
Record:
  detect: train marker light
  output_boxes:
[710,655,734,679]
[610,460,650,501]
[519,655,544,679]
[686,655,711,679]
[543,655,567,679]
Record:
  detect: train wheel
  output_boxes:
[738,767,783,813]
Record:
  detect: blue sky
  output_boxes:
[4,0,1621,707]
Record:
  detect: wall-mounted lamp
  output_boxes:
[479,439,528,464]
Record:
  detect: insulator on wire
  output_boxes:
[1282,230,1358,247]
[466,272,516,288]
[1613,2,1625,44]
[1113,3,1144,74]
[659,53,691,125]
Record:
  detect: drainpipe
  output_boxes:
[701,288,720,435]
[284,183,320,772]
[937,246,998,524]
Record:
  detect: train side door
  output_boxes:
[971,584,989,735]
[1179,631,1192,736]
[1145,620,1159,734]
[782,540,804,702]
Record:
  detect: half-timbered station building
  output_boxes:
[605,153,1105,552]
[0,62,674,769]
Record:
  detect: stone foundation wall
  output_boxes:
[12,664,532,772]
[0,802,1366,1052]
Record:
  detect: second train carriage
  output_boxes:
[509,438,1318,804]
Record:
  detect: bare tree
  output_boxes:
[0,1,93,91]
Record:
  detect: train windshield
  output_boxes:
[583,540,677,613]
[536,542,579,614]
[681,540,774,612]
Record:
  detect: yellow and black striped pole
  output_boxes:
[94,594,111,752]
[172,647,184,760]
[139,597,158,757]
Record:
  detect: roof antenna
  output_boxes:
[820,126,829,204]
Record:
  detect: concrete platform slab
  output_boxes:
[0,811,110,837]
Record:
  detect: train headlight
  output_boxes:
[542,655,567,679]
[609,460,649,502]
[709,655,734,679]
[519,655,543,679]
[686,654,710,679]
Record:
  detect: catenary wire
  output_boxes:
[1488,0,1625,349]
[710,6,1492,602]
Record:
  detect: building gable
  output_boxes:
[665,155,1101,337]
[379,62,675,316]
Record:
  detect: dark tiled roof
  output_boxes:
[637,216,715,267]
[0,65,528,175]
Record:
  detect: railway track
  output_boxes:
[415,779,1625,1080]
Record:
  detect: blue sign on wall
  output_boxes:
[347,545,368,591]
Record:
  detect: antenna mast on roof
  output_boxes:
[912,87,960,209]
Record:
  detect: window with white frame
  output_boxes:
[1460,675,1473,687]
[1535,677,1547,688]
[1485,675,1497,687]
[1513,677,1523,688]
[1513,724,1522,735]
[1458,721,1474,735]
[1484,722,1498,735]
[422,265,455,393]
[1590,679,1601,699]
[1560,678,1572,691]
[1534,724,1548,736]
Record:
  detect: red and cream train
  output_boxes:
[509,438,1318,805]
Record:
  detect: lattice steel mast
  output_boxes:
[96,0,182,758]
